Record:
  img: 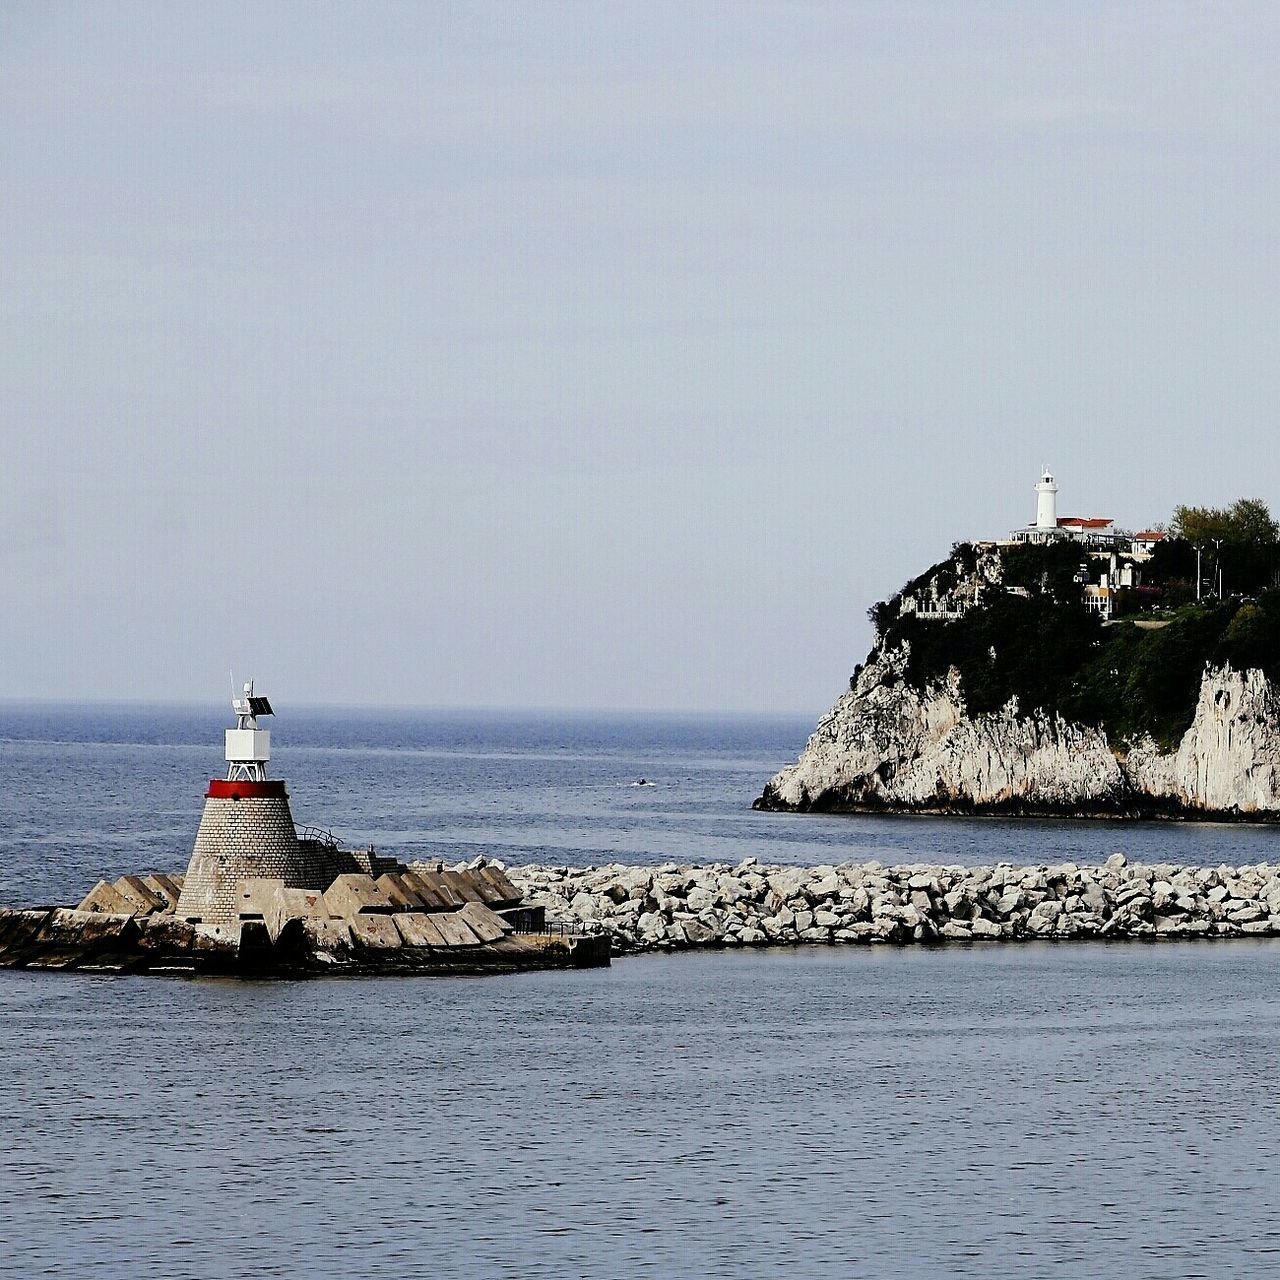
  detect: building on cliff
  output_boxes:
[1131,530,1167,559]
[993,468,1166,618]
[894,468,1151,626]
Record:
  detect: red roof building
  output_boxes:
[1057,517,1114,530]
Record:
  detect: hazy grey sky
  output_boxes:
[3,2,1278,712]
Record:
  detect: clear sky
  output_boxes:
[3,2,1278,713]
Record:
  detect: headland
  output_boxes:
[756,475,1280,820]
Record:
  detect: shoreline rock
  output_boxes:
[508,855,1280,954]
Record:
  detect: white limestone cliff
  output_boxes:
[1173,666,1280,812]
[759,651,1280,818]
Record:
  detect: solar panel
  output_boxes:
[247,696,274,717]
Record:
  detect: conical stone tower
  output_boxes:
[175,682,316,927]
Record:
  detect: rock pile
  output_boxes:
[508,854,1280,954]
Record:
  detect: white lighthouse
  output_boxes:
[1034,467,1059,530]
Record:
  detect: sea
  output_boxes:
[2,704,1279,1279]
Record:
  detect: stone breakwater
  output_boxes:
[508,855,1280,954]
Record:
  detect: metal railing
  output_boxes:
[296,825,338,849]
[516,918,606,940]
[502,911,582,938]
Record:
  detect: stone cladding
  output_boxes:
[175,795,315,925]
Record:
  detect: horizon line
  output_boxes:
[0,694,828,720]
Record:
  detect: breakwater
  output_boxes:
[0,864,609,976]
[508,854,1280,954]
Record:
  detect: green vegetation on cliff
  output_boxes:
[887,593,1280,749]
[999,541,1093,602]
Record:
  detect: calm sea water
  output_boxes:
[4,945,1280,1278]
[2,705,1279,1279]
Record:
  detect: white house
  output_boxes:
[1131,530,1167,559]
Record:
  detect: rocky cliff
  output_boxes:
[758,522,1280,825]
[758,650,1280,818]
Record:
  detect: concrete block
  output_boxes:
[141,873,183,910]
[236,877,287,920]
[77,881,138,916]
[393,912,448,948]
[300,917,354,959]
[236,878,328,941]
[376,872,426,911]
[301,917,347,945]
[348,914,402,950]
[438,870,486,904]
[323,873,395,919]
[431,912,483,948]
[475,866,522,907]
[113,875,167,916]
[279,887,329,918]
[458,900,512,942]
[402,870,463,911]
[195,920,241,946]
[463,867,503,904]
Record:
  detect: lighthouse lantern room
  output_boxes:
[226,680,273,782]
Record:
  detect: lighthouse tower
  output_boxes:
[175,682,316,928]
[1034,467,1059,530]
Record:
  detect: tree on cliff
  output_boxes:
[894,594,1100,719]
[1171,498,1279,546]
[999,540,1087,604]
[1218,590,1280,680]
[1162,499,1279,596]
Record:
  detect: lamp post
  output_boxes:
[1195,544,1202,601]
[1211,538,1223,599]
